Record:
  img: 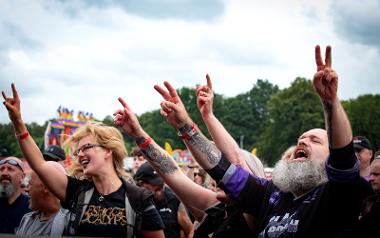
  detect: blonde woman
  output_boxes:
[2,84,164,238]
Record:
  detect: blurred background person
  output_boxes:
[16,161,69,236]
[0,157,31,234]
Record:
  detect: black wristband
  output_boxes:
[205,154,231,182]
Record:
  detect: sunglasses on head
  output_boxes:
[0,159,24,172]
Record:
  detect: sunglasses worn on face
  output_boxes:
[0,159,24,172]
[73,143,104,157]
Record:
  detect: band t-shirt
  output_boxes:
[63,176,164,237]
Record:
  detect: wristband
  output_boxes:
[138,137,152,150]
[178,123,197,140]
[16,131,29,140]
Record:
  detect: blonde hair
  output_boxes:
[65,122,128,179]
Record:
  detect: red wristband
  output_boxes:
[16,131,29,140]
[178,124,197,140]
[139,137,152,150]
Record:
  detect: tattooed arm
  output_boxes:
[313,45,352,148]
[114,98,218,221]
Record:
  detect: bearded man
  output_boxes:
[166,45,374,237]
[0,157,31,233]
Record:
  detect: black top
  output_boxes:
[62,176,164,237]
[219,142,374,238]
[155,187,181,238]
[0,194,31,234]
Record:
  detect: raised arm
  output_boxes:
[2,84,67,200]
[313,45,352,148]
[154,81,223,171]
[196,74,251,172]
[113,97,217,221]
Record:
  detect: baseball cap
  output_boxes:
[134,163,163,186]
[43,145,66,162]
[353,136,372,151]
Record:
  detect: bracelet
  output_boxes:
[16,131,29,140]
[178,123,197,140]
[138,137,152,150]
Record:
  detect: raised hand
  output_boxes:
[113,97,145,138]
[196,74,214,118]
[2,83,22,123]
[313,45,338,102]
[154,81,193,129]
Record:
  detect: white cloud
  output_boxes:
[0,0,379,125]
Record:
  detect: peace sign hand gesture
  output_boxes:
[154,81,193,129]
[313,45,338,102]
[2,83,22,124]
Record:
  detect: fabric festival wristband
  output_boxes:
[16,131,29,140]
[139,137,152,150]
[178,123,197,140]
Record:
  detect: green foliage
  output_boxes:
[257,78,324,166]
[343,94,380,152]
[1,78,379,168]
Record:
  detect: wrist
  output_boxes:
[178,123,198,140]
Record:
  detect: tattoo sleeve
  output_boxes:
[180,124,222,167]
[135,137,178,174]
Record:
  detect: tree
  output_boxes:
[257,78,324,166]
[343,94,380,152]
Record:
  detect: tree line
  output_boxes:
[1,78,379,166]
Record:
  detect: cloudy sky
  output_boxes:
[1,0,379,124]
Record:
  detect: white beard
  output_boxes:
[272,159,328,194]
[0,183,14,198]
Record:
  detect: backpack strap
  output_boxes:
[125,193,136,238]
[122,178,153,238]
[68,187,94,235]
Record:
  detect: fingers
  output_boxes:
[163,81,178,98]
[161,100,179,112]
[325,45,332,68]
[206,74,212,90]
[113,109,124,116]
[154,85,171,101]
[118,97,131,112]
[160,101,173,113]
[315,45,323,68]
[11,83,19,100]
[1,91,6,101]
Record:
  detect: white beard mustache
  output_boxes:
[272,159,328,194]
[0,183,14,198]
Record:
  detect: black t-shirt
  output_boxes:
[62,176,164,237]
[219,142,374,238]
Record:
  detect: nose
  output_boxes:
[297,138,308,146]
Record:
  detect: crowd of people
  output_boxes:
[1,45,379,237]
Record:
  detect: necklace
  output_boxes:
[98,191,105,202]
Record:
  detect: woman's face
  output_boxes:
[75,135,107,176]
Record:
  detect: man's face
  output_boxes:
[369,160,380,193]
[355,148,372,168]
[0,159,24,198]
[133,156,146,171]
[272,129,329,195]
[28,171,45,210]
[290,129,329,165]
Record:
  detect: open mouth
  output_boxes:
[79,158,90,168]
[294,148,309,161]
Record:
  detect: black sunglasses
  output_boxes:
[0,159,24,172]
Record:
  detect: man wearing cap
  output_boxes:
[43,145,66,165]
[16,161,70,236]
[135,163,194,238]
[354,136,374,181]
[0,156,31,233]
